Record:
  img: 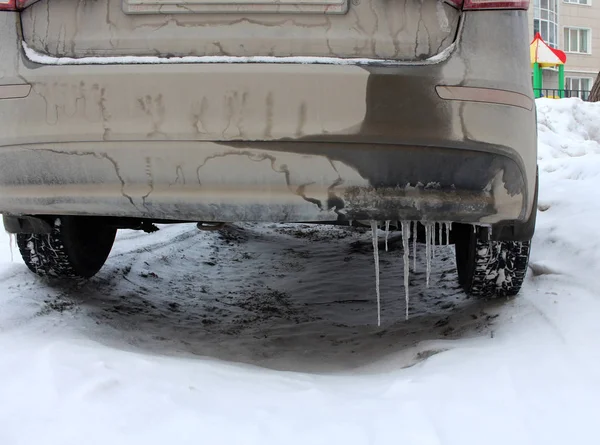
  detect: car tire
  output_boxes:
[16,216,116,279]
[455,232,531,298]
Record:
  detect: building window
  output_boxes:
[566,77,592,99]
[564,28,591,53]
[563,0,589,4]
[533,0,559,48]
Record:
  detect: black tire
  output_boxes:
[455,232,531,298]
[17,216,116,279]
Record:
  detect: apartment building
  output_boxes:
[528,0,600,96]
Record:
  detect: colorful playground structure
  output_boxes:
[530,32,568,99]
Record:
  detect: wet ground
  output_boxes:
[3,223,506,373]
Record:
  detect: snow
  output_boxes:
[1,98,600,444]
[22,41,456,66]
[535,98,600,284]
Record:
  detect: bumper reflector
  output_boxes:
[0,84,32,100]
[436,86,533,110]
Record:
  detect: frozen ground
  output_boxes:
[1,98,599,444]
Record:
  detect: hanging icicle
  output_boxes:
[425,223,431,288]
[8,233,14,263]
[401,221,411,320]
[432,222,437,259]
[371,221,381,327]
[434,222,438,259]
[385,220,390,252]
[412,220,417,272]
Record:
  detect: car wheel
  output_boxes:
[17,216,116,279]
[455,231,531,298]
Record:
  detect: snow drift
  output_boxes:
[534,98,600,282]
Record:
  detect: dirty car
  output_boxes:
[0,0,536,300]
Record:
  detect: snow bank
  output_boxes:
[537,98,600,178]
[533,98,600,281]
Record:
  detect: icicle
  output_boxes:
[431,222,436,259]
[401,221,410,320]
[8,233,14,263]
[445,222,450,246]
[425,223,431,288]
[438,223,443,250]
[349,220,353,227]
[371,221,381,327]
[385,220,390,252]
[412,220,417,272]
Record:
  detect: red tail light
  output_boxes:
[0,0,41,11]
[446,0,530,9]
[464,0,529,9]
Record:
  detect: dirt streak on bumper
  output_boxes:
[0,141,524,224]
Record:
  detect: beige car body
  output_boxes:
[0,1,536,240]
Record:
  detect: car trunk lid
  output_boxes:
[20,0,461,61]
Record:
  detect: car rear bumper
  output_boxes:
[0,10,537,228]
[0,139,528,225]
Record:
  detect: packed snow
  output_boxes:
[22,41,456,66]
[1,98,600,444]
